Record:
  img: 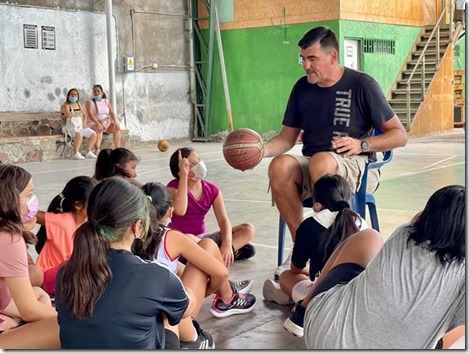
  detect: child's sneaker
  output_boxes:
[262,279,294,305]
[274,249,292,281]
[283,299,306,337]
[180,319,215,349]
[229,279,253,294]
[234,243,256,260]
[210,289,256,318]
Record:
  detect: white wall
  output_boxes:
[0,4,109,111]
[1,3,193,142]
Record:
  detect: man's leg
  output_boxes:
[308,152,340,186]
[268,155,304,241]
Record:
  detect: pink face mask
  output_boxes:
[21,194,39,223]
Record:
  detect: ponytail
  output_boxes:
[59,221,112,319]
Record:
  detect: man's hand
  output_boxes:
[331,136,362,157]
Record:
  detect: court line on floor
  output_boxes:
[421,155,458,170]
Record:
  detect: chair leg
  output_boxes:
[367,201,380,232]
[278,216,286,266]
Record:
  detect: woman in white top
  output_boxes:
[61,88,97,160]
[85,84,121,154]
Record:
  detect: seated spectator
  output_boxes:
[284,185,465,349]
[35,176,97,295]
[0,165,59,349]
[263,174,367,305]
[93,148,141,187]
[61,88,98,160]
[55,177,192,349]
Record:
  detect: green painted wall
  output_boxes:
[207,20,421,136]
[338,21,421,95]
[454,33,465,71]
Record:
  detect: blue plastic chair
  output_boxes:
[277,149,393,266]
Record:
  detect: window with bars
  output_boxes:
[362,39,395,54]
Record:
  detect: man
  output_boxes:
[263,26,407,277]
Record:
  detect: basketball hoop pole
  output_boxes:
[214,3,234,132]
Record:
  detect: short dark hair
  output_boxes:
[408,185,465,264]
[169,147,194,179]
[298,26,339,54]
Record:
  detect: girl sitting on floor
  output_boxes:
[263,174,367,305]
[167,148,256,266]
[134,182,256,327]
[35,176,97,295]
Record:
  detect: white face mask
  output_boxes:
[191,161,207,181]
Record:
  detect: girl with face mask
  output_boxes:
[85,84,122,155]
[0,165,60,349]
[167,148,257,267]
[61,88,98,160]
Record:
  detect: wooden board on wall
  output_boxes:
[197,0,340,30]
[340,0,425,26]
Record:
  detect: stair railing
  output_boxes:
[405,0,454,128]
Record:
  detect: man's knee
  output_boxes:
[268,155,301,184]
[309,152,339,182]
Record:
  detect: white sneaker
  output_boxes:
[72,152,85,160]
[263,279,294,305]
[274,249,293,281]
[85,151,98,159]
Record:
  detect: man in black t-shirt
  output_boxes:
[262,26,407,272]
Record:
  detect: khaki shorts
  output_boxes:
[292,152,380,200]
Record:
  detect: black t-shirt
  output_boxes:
[55,249,189,349]
[283,67,395,158]
[291,217,329,281]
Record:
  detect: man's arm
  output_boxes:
[332,115,407,157]
[263,125,302,158]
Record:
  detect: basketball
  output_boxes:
[158,139,170,152]
[223,128,264,171]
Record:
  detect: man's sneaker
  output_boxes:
[234,243,256,260]
[262,279,294,305]
[283,299,306,337]
[180,319,215,349]
[72,152,85,160]
[85,151,98,159]
[274,249,293,281]
[210,288,256,318]
[229,279,253,294]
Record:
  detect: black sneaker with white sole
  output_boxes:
[233,243,256,260]
[180,319,215,349]
[283,299,306,337]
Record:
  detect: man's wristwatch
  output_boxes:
[360,140,370,153]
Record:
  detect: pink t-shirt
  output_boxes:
[87,98,110,126]
[166,179,219,235]
[37,212,76,272]
[0,231,28,331]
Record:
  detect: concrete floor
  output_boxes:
[24,129,465,349]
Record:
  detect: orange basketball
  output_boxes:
[158,139,170,152]
[223,128,264,171]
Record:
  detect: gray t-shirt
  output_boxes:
[304,224,465,349]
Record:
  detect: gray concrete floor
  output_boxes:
[23,129,465,349]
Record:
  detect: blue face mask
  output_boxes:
[93,95,102,101]
[69,97,78,103]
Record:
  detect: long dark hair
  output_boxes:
[408,185,465,264]
[314,174,361,261]
[93,148,139,181]
[35,176,97,254]
[93,84,107,99]
[132,182,169,261]
[169,147,194,179]
[59,177,149,319]
[0,165,36,245]
[65,88,80,103]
